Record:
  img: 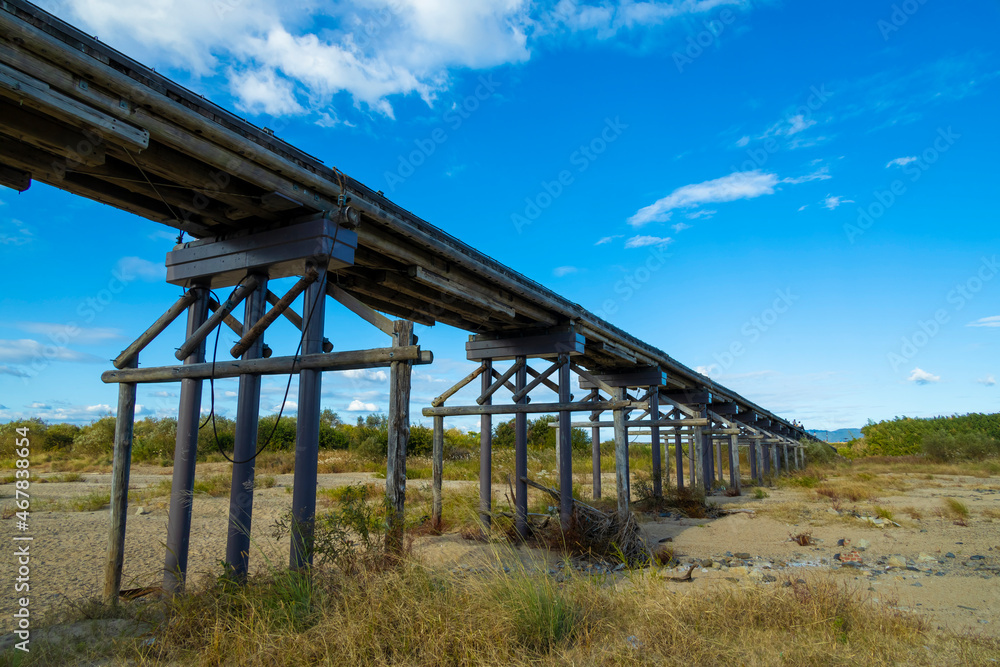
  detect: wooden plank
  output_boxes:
[386,320,413,554]
[0,61,149,150]
[466,331,585,361]
[577,365,666,389]
[661,390,712,405]
[432,415,443,529]
[409,265,516,318]
[423,400,634,417]
[0,97,106,166]
[327,280,394,336]
[431,363,486,408]
[0,163,29,191]
[208,297,245,338]
[102,346,431,383]
[103,355,136,603]
[613,387,630,518]
[708,401,739,415]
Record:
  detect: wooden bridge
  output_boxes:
[0,0,815,600]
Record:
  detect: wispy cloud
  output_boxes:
[0,365,30,378]
[886,156,917,168]
[0,339,104,364]
[628,170,780,227]
[671,222,692,232]
[553,266,578,277]
[977,375,996,386]
[17,322,123,344]
[684,210,716,220]
[595,234,622,245]
[967,315,1000,328]
[115,256,166,282]
[625,235,672,248]
[907,367,940,385]
[822,194,854,210]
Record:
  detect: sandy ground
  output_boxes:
[1,466,998,640]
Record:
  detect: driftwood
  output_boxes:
[521,477,652,566]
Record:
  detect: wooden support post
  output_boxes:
[756,440,765,483]
[479,359,492,528]
[558,356,573,531]
[728,434,741,495]
[770,443,778,478]
[289,265,327,570]
[591,424,601,499]
[748,440,757,481]
[114,291,196,368]
[103,356,137,603]
[649,388,662,499]
[675,428,684,490]
[514,357,529,538]
[715,438,723,483]
[235,271,316,358]
[554,421,561,479]
[613,387,630,518]
[225,273,268,580]
[691,428,701,492]
[432,415,443,529]
[702,428,713,492]
[175,276,260,361]
[783,443,791,473]
[386,319,414,554]
[164,286,209,594]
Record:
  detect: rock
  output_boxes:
[857,539,870,551]
[729,566,749,577]
[135,506,150,516]
[945,552,956,558]
[837,538,850,547]
[762,574,777,583]
[701,559,713,568]
[970,555,986,560]
[887,556,906,568]
[734,552,751,560]
[782,581,792,587]
[912,582,923,587]
[658,537,673,543]
[711,561,722,570]
[917,553,936,562]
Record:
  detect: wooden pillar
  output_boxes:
[755,440,764,484]
[226,273,268,581]
[783,442,791,473]
[554,422,561,478]
[385,319,413,554]
[748,439,757,481]
[164,285,209,593]
[715,438,723,483]
[613,387,630,518]
[289,264,328,569]
[649,388,662,498]
[557,356,573,531]
[591,424,601,499]
[727,433,741,494]
[432,415,443,529]
[478,360,492,528]
[770,443,778,478]
[103,356,137,603]
[674,427,684,490]
[691,428,701,491]
[514,357,529,538]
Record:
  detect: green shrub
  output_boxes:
[72,415,116,458]
[41,423,79,451]
[922,429,1000,462]
[803,438,836,465]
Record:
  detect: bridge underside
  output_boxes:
[0,0,819,598]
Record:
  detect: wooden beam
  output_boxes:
[114,291,197,369]
[409,265,516,318]
[176,275,261,360]
[431,363,486,408]
[0,163,29,191]
[577,365,666,389]
[386,320,413,554]
[326,279,394,336]
[467,331,585,362]
[102,346,432,383]
[103,355,136,603]
[0,98,106,166]
[231,272,315,358]
[477,358,525,405]
[422,400,635,417]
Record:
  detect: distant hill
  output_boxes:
[808,428,862,443]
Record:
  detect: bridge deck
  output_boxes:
[0,0,807,437]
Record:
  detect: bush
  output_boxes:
[802,438,836,465]
[132,417,177,462]
[922,429,1000,462]
[72,415,116,458]
[42,423,79,451]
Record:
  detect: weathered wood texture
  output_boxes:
[103,356,136,603]
[386,320,413,554]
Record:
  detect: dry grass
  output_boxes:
[10,553,998,667]
[816,482,880,503]
[941,497,970,523]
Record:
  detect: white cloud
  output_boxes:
[734,135,750,147]
[0,339,103,364]
[28,402,51,409]
[594,234,622,245]
[761,113,817,139]
[822,194,854,210]
[977,375,996,386]
[348,399,378,412]
[625,235,672,248]
[17,322,122,344]
[781,167,831,184]
[684,209,716,220]
[907,368,940,385]
[967,315,1000,328]
[542,0,746,39]
[671,222,692,232]
[0,365,31,378]
[553,266,578,277]
[115,256,166,282]
[695,364,718,376]
[270,399,298,413]
[797,204,808,212]
[43,0,530,117]
[628,170,780,227]
[0,218,33,246]
[148,390,176,398]
[342,369,389,382]
[886,156,917,168]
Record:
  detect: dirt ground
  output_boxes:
[1,464,998,640]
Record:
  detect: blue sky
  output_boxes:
[1,0,998,432]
